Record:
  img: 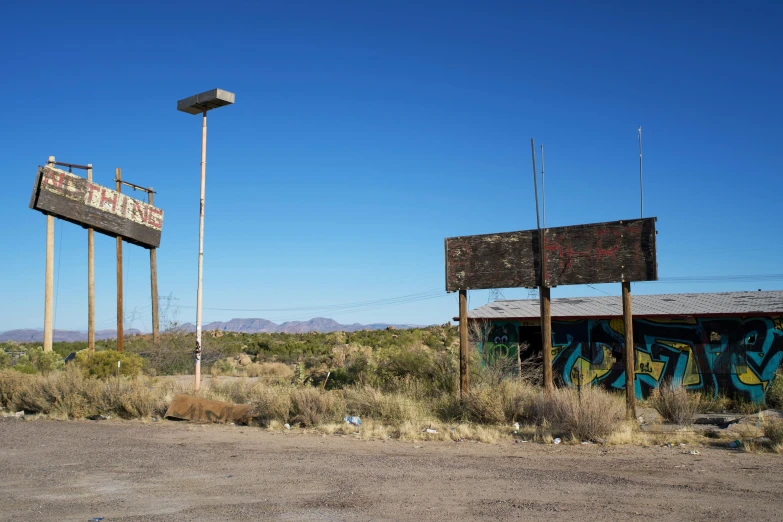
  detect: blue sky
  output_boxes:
[1,1,782,333]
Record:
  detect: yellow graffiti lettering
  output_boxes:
[609,319,624,335]
[635,351,665,382]
[735,364,768,390]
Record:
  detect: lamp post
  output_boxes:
[177,88,235,392]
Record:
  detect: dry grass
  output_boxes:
[648,381,703,425]
[0,367,169,419]
[762,419,783,447]
[290,386,342,426]
[531,386,625,441]
[344,385,425,425]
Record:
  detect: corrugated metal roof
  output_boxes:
[467,291,783,320]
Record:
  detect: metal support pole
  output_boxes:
[195,110,207,391]
[458,289,469,400]
[43,156,55,352]
[116,168,124,353]
[148,189,160,345]
[622,281,636,419]
[87,164,95,353]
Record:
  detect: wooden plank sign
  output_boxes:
[29,166,164,249]
[165,394,253,423]
[445,217,657,291]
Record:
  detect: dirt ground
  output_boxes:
[1,417,781,521]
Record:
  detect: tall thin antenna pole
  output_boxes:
[531,139,540,229]
[638,126,643,218]
[541,144,546,228]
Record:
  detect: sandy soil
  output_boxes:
[1,417,781,521]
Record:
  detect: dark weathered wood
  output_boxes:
[165,394,252,423]
[445,218,657,291]
[116,169,124,354]
[459,289,469,400]
[540,286,553,392]
[622,281,636,419]
[30,166,163,249]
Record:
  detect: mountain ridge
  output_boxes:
[0,317,423,342]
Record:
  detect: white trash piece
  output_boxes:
[553,438,562,445]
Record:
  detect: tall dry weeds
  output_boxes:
[531,386,625,440]
[648,380,702,425]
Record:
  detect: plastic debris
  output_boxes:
[89,518,104,522]
[284,423,291,430]
[553,438,562,445]
[729,439,742,448]
[424,428,437,434]
[513,422,520,430]
[688,450,701,455]
[344,416,361,426]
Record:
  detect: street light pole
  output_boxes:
[177,89,235,393]
[194,109,207,390]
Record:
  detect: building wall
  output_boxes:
[479,316,783,403]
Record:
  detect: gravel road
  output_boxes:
[1,417,781,521]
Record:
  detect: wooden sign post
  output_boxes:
[116,168,124,353]
[459,289,469,399]
[445,217,657,410]
[29,161,165,351]
[87,164,95,353]
[622,281,635,419]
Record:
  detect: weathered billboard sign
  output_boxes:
[445,218,657,292]
[29,166,164,249]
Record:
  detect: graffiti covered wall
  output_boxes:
[481,316,783,403]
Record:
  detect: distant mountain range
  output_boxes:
[174,317,422,334]
[0,317,422,343]
[0,328,143,343]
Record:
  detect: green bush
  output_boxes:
[13,347,64,375]
[0,348,10,369]
[75,350,144,379]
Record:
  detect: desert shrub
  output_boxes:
[75,350,144,379]
[344,386,423,424]
[765,371,783,409]
[289,386,341,426]
[245,362,294,384]
[531,386,625,440]
[249,386,292,425]
[0,370,34,410]
[0,348,10,369]
[648,380,703,425]
[763,419,783,445]
[497,379,537,422]
[462,387,506,424]
[104,379,168,418]
[0,367,167,419]
[13,347,64,375]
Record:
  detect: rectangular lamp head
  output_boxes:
[177,89,235,115]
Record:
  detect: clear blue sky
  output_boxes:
[2,1,782,333]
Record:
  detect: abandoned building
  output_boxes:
[463,290,783,403]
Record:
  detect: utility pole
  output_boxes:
[43,156,56,352]
[459,289,469,400]
[116,168,124,353]
[148,188,160,345]
[622,281,636,419]
[87,164,95,353]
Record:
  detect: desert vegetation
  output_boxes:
[1,328,781,450]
